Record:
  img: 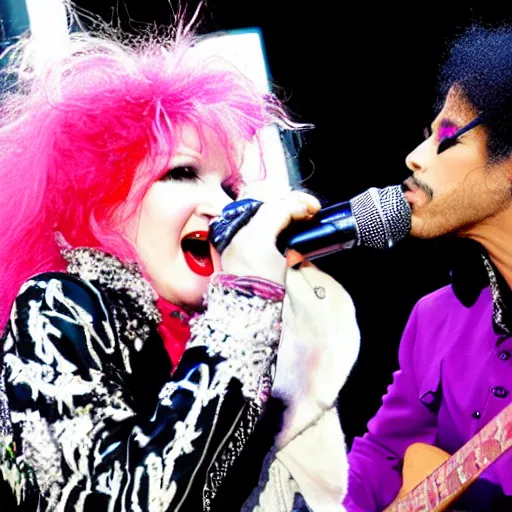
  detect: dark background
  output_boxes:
[5,0,512,445]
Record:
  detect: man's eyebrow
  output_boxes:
[440,118,460,128]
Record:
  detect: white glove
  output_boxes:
[272,259,360,447]
[253,260,360,511]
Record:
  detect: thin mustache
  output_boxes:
[410,176,434,200]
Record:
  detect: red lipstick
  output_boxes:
[181,231,214,277]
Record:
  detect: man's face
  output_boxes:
[403,87,512,240]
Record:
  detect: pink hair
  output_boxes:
[0,26,295,327]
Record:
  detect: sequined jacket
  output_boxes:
[0,248,284,511]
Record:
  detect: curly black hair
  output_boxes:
[437,24,512,161]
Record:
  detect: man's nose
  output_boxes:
[405,140,428,173]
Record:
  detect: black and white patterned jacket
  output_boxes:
[0,248,284,511]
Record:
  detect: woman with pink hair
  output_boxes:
[0,16,358,512]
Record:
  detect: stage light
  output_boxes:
[25,0,69,70]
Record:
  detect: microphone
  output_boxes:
[276,185,411,260]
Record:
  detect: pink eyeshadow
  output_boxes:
[438,124,459,141]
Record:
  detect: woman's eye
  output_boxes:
[159,166,199,181]
[423,127,432,140]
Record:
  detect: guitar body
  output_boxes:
[395,443,450,500]
[384,443,460,512]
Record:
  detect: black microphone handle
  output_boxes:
[276,201,359,260]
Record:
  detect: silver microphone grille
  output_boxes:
[349,185,411,250]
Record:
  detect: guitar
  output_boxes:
[383,403,512,512]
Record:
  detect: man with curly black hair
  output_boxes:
[346,25,512,512]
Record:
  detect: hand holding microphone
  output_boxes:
[209,185,412,266]
[211,191,321,286]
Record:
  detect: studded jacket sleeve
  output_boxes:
[0,272,283,511]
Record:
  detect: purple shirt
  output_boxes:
[345,283,512,511]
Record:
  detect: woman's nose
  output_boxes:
[195,187,233,220]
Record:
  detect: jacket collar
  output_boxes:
[61,248,191,366]
[448,238,512,335]
[62,247,162,325]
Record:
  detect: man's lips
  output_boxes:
[402,177,428,206]
[402,177,421,193]
[181,231,214,277]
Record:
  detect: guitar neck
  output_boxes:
[388,403,512,511]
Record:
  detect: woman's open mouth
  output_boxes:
[181,231,214,277]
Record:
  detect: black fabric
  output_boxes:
[447,238,491,307]
[211,396,286,512]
